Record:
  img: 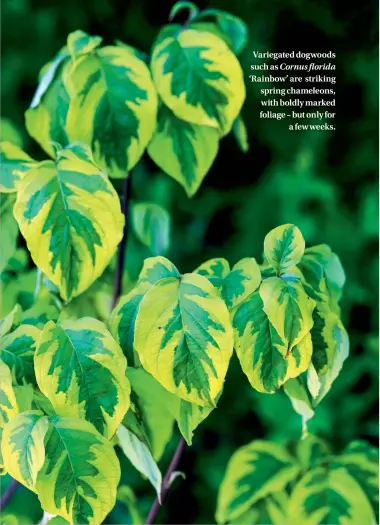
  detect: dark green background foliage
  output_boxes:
[1,0,378,523]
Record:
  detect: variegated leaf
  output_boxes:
[315,318,349,403]
[0,360,19,427]
[232,292,288,393]
[14,143,124,301]
[284,332,313,381]
[287,467,375,524]
[138,255,180,286]
[0,360,20,474]
[189,21,235,50]
[36,416,120,524]
[335,441,379,520]
[195,9,248,55]
[64,35,158,178]
[299,251,330,303]
[0,142,35,193]
[194,257,230,288]
[109,281,151,364]
[264,224,305,274]
[216,440,300,524]
[0,324,41,385]
[151,28,245,135]
[285,319,349,432]
[25,48,70,158]
[310,304,339,375]
[19,299,60,329]
[260,276,315,353]
[296,434,330,469]
[300,244,346,314]
[232,492,289,525]
[35,318,131,439]
[109,256,180,363]
[222,257,261,310]
[1,410,49,491]
[67,29,102,58]
[134,273,233,406]
[177,398,214,446]
[147,104,219,196]
[13,384,34,413]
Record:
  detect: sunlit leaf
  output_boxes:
[2,410,48,491]
[151,28,245,135]
[260,276,315,353]
[134,273,233,406]
[233,292,288,393]
[194,258,230,288]
[64,33,158,178]
[36,415,120,524]
[264,224,305,274]
[35,318,131,438]
[147,104,219,196]
[14,144,124,301]
[222,257,261,310]
[25,48,70,158]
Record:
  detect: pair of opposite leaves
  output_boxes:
[22,23,245,196]
[0,314,130,525]
[110,223,319,407]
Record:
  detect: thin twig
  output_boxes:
[145,437,186,524]
[0,478,19,510]
[111,175,132,309]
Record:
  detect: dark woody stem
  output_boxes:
[145,437,186,524]
[111,174,132,309]
[0,478,19,511]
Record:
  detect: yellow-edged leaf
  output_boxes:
[36,416,120,524]
[13,143,124,301]
[134,273,233,406]
[147,104,219,196]
[35,318,130,439]
[260,276,315,353]
[1,410,48,491]
[151,28,245,135]
[64,38,158,178]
